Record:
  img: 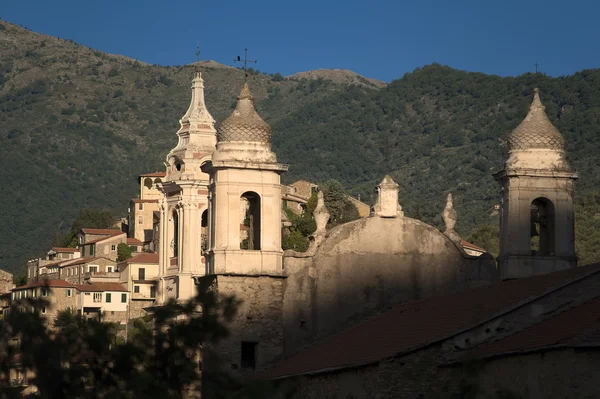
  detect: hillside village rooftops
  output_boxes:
[256,263,600,380]
[13,279,73,290]
[59,256,114,268]
[50,247,79,253]
[75,282,127,292]
[80,228,123,236]
[82,233,126,245]
[118,253,159,265]
[127,238,143,246]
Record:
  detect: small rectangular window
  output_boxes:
[106,293,112,303]
[241,342,257,370]
[134,286,140,293]
[107,266,114,273]
[111,245,116,251]
[41,307,46,314]
[66,289,72,297]
[138,268,145,280]
[138,203,144,211]
[90,245,95,256]
[41,288,48,297]
[121,293,126,303]
[138,215,144,224]
[93,293,102,302]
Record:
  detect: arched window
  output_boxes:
[154,178,162,185]
[240,192,261,250]
[172,210,179,258]
[143,178,153,189]
[530,198,555,256]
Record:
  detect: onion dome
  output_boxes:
[217,83,272,144]
[507,89,565,151]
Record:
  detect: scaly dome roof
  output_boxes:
[217,83,272,144]
[507,89,564,151]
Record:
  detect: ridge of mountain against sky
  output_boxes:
[2,12,600,275]
[3,0,600,81]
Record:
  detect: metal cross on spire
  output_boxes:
[234,48,257,82]
[534,61,539,74]
[196,46,200,62]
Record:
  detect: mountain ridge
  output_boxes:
[2,20,600,274]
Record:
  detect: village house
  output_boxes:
[59,256,118,284]
[75,282,129,324]
[78,228,129,260]
[10,280,76,323]
[118,252,158,318]
[127,172,164,248]
[26,247,81,283]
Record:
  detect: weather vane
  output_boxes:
[234,48,257,82]
[534,61,539,74]
[196,46,200,62]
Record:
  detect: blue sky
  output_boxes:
[2,0,599,82]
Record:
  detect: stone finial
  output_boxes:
[178,67,216,132]
[442,193,461,243]
[373,175,403,218]
[238,82,254,101]
[313,190,330,235]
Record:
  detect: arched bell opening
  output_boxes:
[240,192,261,250]
[530,198,555,256]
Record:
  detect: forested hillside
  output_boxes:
[2,19,600,273]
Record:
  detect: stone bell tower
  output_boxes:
[201,83,288,275]
[494,89,578,280]
[199,83,288,376]
[156,66,216,303]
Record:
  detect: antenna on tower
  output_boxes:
[233,48,257,82]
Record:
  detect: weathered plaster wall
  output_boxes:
[282,216,498,354]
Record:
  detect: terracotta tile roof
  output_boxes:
[257,264,600,380]
[460,240,486,252]
[82,233,126,245]
[119,252,159,265]
[461,296,600,361]
[60,256,115,267]
[127,237,143,245]
[39,259,70,269]
[140,172,166,178]
[51,247,79,253]
[76,282,127,292]
[80,228,123,235]
[13,279,73,290]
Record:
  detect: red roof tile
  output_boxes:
[131,199,159,203]
[13,279,73,290]
[51,247,79,253]
[140,172,166,178]
[119,252,159,264]
[127,237,143,245]
[257,264,600,379]
[463,296,600,360]
[82,233,126,245]
[76,283,127,292]
[60,256,115,267]
[80,228,123,235]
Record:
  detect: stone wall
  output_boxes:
[129,299,153,319]
[209,275,284,377]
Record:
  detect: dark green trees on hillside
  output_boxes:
[58,208,117,248]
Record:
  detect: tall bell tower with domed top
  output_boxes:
[201,82,288,275]
[495,89,578,279]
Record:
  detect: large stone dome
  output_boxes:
[507,88,565,151]
[217,83,272,145]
